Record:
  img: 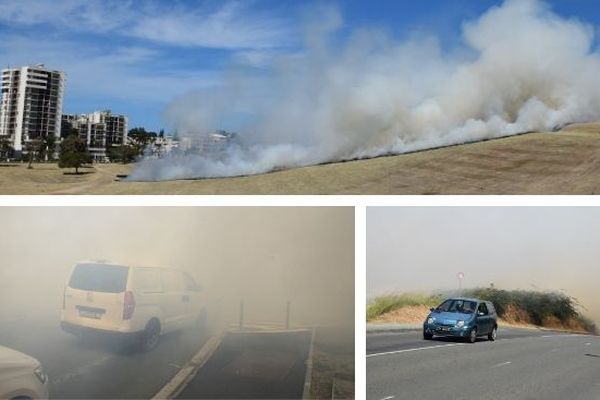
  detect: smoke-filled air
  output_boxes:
[128,0,600,181]
[0,207,354,328]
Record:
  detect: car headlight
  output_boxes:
[456,320,465,328]
[427,317,435,324]
[34,365,47,384]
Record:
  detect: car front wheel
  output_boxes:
[467,327,477,343]
[423,332,433,340]
[488,326,497,341]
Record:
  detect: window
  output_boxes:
[135,268,162,292]
[478,303,489,315]
[161,269,183,292]
[183,272,199,291]
[436,299,476,313]
[69,263,129,293]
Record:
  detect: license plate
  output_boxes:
[79,310,101,319]
[438,326,451,331]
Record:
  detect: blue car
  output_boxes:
[423,298,498,343]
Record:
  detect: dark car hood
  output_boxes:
[427,311,474,324]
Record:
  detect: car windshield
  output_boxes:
[436,299,477,314]
[69,264,129,293]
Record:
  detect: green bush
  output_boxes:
[465,288,580,325]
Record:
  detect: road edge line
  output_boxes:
[366,343,466,358]
[152,330,225,400]
[302,327,317,400]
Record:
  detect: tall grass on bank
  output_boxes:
[465,288,597,334]
[367,293,442,321]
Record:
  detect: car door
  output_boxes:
[182,272,203,324]
[476,303,491,334]
[160,269,187,332]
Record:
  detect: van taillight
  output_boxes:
[123,291,135,320]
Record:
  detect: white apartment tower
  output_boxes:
[0,64,65,156]
[62,110,128,162]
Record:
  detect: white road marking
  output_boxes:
[380,396,395,400]
[367,343,465,358]
[493,361,512,368]
[540,334,586,338]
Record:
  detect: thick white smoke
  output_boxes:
[129,0,600,181]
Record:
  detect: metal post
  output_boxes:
[285,301,291,329]
[239,300,244,331]
[457,272,464,297]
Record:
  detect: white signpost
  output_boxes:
[457,272,465,296]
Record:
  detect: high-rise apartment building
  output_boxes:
[0,64,65,156]
[62,110,128,162]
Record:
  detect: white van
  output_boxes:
[60,261,207,351]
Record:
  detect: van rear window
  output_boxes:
[69,264,129,293]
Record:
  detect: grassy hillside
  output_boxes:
[3,123,600,194]
[464,288,597,333]
[367,289,597,334]
[366,293,442,321]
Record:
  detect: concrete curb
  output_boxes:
[302,328,316,399]
[367,324,422,334]
[152,331,225,400]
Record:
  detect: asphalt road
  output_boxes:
[367,327,600,400]
[0,313,210,398]
[178,330,312,399]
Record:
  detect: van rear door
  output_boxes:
[63,263,130,331]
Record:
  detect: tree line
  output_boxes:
[0,126,164,174]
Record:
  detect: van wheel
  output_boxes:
[467,327,477,343]
[488,326,497,341]
[140,320,161,351]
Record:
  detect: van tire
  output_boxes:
[140,319,161,351]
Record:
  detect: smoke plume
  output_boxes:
[129,0,600,181]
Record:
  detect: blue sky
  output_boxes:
[0,0,598,132]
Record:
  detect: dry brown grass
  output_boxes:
[3,123,600,194]
[375,304,592,333]
[370,305,432,324]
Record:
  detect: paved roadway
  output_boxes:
[0,313,210,398]
[367,327,600,400]
[178,330,312,399]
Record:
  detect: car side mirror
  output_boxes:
[430,308,435,312]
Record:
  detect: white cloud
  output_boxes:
[0,0,131,32]
[0,0,293,50]
[0,35,221,104]
[130,1,292,49]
